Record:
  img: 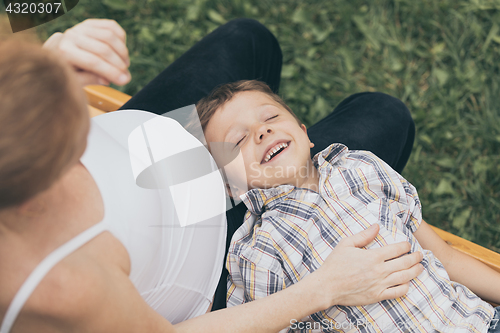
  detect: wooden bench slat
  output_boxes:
[88,105,106,118]
[430,225,500,273]
[84,85,131,112]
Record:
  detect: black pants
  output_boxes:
[120,18,415,311]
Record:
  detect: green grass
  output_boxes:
[24,0,500,251]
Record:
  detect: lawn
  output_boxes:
[12,0,500,251]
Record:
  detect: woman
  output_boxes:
[0,19,423,332]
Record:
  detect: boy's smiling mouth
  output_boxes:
[261,141,290,164]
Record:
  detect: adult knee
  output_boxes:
[222,18,281,62]
[223,18,275,44]
[349,92,414,139]
[217,18,282,92]
[365,92,415,172]
[333,92,415,172]
[375,92,414,132]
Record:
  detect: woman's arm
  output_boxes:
[43,19,131,87]
[36,224,422,333]
[413,220,500,304]
[175,224,423,333]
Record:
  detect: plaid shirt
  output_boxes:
[226,143,494,333]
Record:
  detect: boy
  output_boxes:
[196,80,500,332]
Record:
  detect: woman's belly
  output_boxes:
[81,110,227,323]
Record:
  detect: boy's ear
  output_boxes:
[301,124,315,149]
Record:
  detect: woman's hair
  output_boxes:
[0,39,88,209]
[195,80,301,133]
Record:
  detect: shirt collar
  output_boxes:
[240,185,295,215]
[240,143,348,215]
[313,143,348,168]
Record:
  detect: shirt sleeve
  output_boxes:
[349,150,423,234]
[374,151,423,233]
[397,174,423,233]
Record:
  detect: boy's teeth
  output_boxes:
[264,142,288,162]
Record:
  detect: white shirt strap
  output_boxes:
[0,222,107,333]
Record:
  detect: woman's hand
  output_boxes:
[43,19,131,87]
[310,224,424,308]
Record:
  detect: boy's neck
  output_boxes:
[294,158,320,192]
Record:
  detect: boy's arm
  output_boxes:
[413,220,500,304]
[391,168,500,304]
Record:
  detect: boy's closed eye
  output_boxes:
[234,115,279,147]
[236,136,246,147]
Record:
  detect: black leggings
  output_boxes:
[120,18,415,310]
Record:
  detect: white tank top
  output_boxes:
[1,110,227,332]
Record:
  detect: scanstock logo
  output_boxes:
[3,0,79,33]
[126,106,239,227]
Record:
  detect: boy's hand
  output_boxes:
[312,224,424,308]
[43,19,131,87]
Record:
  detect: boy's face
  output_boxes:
[204,91,314,196]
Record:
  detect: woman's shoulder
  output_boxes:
[3,231,133,332]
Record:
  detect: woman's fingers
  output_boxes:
[316,226,424,307]
[82,18,127,42]
[74,70,109,86]
[378,257,425,301]
[65,21,130,84]
[374,241,412,262]
[43,19,130,86]
[379,283,410,301]
[43,31,63,50]
[383,250,423,275]
[76,25,130,67]
[59,40,129,85]
[79,19,128,65]
[65,30,128,73]
[337,223,379,248]
[384,257,424,287]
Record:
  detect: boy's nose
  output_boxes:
[256,126,273,142]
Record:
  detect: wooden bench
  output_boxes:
[84,84,500,305]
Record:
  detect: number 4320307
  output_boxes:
[5,2,62,14]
